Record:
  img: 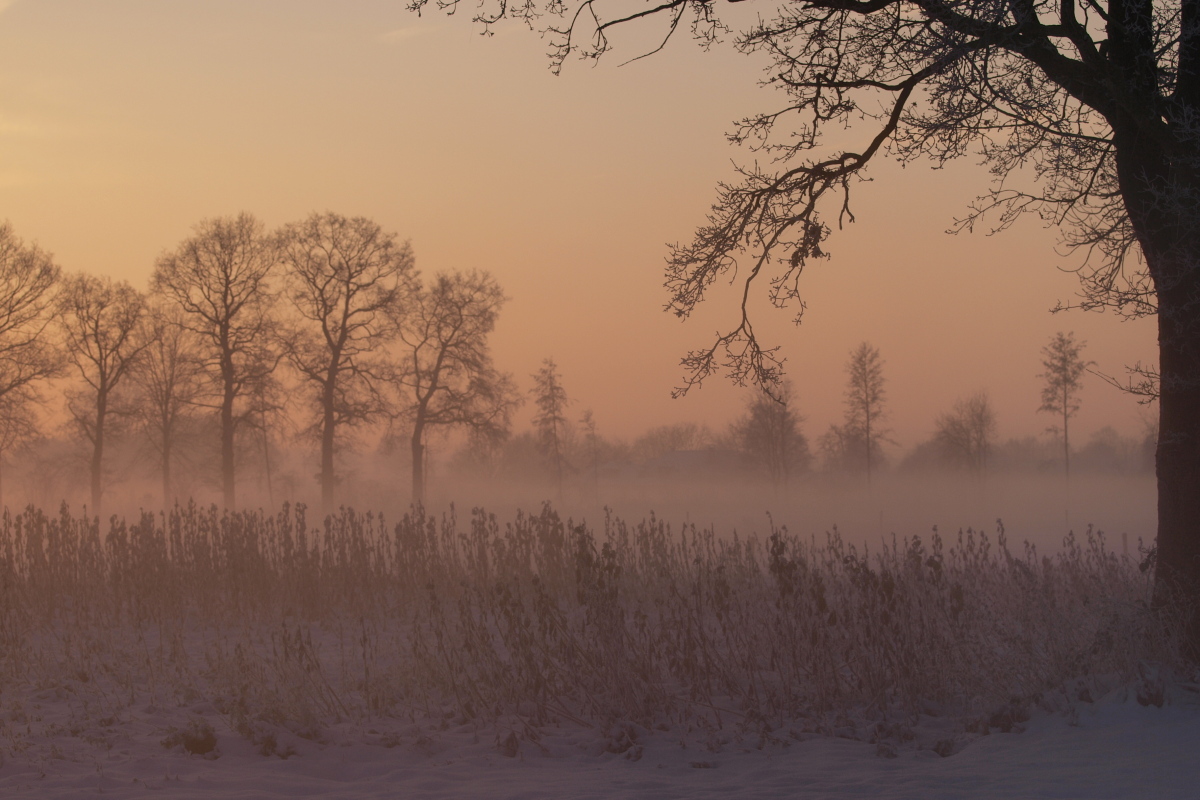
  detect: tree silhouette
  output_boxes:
[152,213,279,509]
[731,382,810,490]
[1039,332,1093,478]
[390,271,518,505]
[279,212,418,510]
[822,343,889,484]
[0,388,39,509]
[935,391,998,477]
[0,223,62,413]
[632,422,712,463]
[422,0,1200,644]
[531,358,570,498]
[58,274,150,514]
[131,305,206,507]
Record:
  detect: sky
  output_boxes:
[0,0,1159,449]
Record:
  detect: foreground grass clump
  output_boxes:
[0,503,1185,748]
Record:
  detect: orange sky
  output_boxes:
[0,0,1158,449]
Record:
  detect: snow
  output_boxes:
[1,504,1193,798]
[3,686,1196,799]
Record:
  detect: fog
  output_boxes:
[0,5,1188,796]
[0,0,1162,561]
[418,473,1153,556]
[3,437,1154,560]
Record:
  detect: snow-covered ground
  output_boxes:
[2,505,1193,798]
[2,685,1196,799]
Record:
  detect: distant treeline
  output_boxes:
[0,218,1149,514]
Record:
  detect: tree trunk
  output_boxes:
[551,420,563,500]
[157,400,172,508]
[1152,274,1200,653]
[411,422,425,507]
[1112,128,1200,652]
[261,413,275,509]
[92,396,106,515]
[864,410,873,488]
[162,429,172,509]
[221,359,236,510]
[320,389,336,512]
[1063,403,1071,479]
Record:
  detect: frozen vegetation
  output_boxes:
[0,503,1196,798]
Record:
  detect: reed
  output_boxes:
[0,502,1183,752]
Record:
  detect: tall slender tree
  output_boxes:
[823,343,889,484]
[391,270,518,505]
[152,213,279,509]
[531,357,570,498]
[58,274,150,513]
[278,212,418,510]
[1039,332,1093,478]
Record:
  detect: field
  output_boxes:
[0,502,1196,798]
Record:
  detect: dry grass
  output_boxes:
[0,502,1186,751]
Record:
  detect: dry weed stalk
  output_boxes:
[0,502,1185,747]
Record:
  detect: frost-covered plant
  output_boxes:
[0,502,1186,745]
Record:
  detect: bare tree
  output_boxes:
[531,357,570,498]
[824,343,889,484]
[391,270,518,505]
[1039,332,1093,478]
[0,387,40,508]
[819,423,862,474]
[934,391,997,477]
[424,0,1200,645]
[731,382,810,489]
[131,305,207,507]
[152,213,279,509]
[450,424,512,480]
[631,422,711,463]
[0,223,62,408]
[57,273,150,513]
[278,212,418,510]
